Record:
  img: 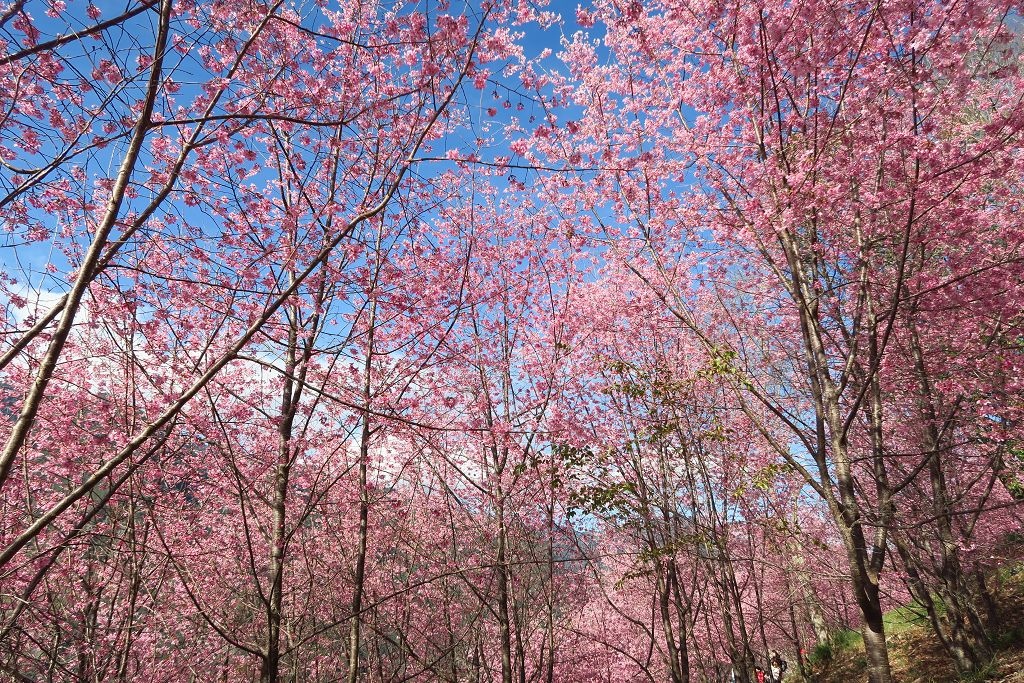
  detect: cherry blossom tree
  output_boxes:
[529,0,1024,680]
[2,0,1023,681]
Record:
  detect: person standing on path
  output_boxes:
[769,651,788,682]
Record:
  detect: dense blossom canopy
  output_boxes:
[0,1,1022,682]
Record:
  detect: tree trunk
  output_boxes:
[262,310,301,683]
[496,498,514,683]
[777,225,895,683]
[347,297,376,683]
[261,452,289,683]
[909,324,990,672]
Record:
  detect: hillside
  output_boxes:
[812,571,1024,682]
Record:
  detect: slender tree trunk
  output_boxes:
[115,506,147,682]
[262,442,290,683]
[658,566,685,683]
[514,601,527,683]
[973,569,998,629]
[496,497,514,683]
[776,227,895,683]
[857,302,896,683]
[788,598,810,682]
[787,539,829,649]
[345,412,371,683]
[347,296,376,683]
[0,0,172,490]
[908,325,990,672]
[545,493,556,683]
[262,313,301,683]
[668,562,691,683]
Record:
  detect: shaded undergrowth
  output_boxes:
[808,569,1024,682]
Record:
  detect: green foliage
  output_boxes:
[815,601,936,664]
[956,658,999,683]
[698,344,753,389]
[807,642,833,665]
[551,443,595,469]
[751,462,791,491]
[548,443,598,496]
[700,345,738,378]
[601,358,694,404]
[1003,444,1024,501]
[569,481,636,517]
[882,601,933,634]
[831,628,864,650]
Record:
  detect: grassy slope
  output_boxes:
[809,570,1024,682]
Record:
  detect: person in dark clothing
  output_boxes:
[769,651,788,682]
